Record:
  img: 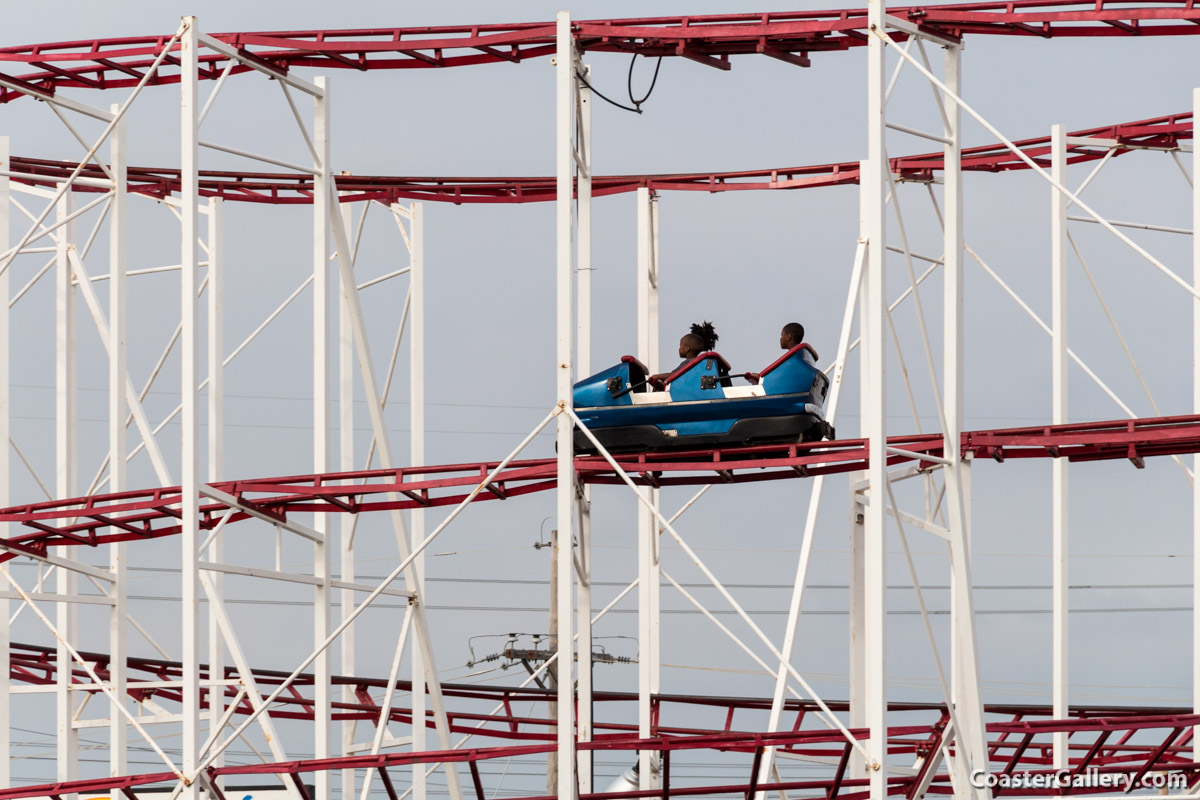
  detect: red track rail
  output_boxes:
[1,3,1198,107]
[5,111,1190,205]
[1,414,1197,562]
[6,641,1200,800]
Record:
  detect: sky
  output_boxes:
[2,1,1200,796]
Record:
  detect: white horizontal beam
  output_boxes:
[199,140,315,175]
[1067,215,1191,236]
[199,561,324,586]
[75,713,184,729]
[0,545,113,582]
[885,507,951,540]
[886,121,953,145]
[0,77,114,122]
[197,34,323,97]
[884,14,960,48]
[3,171,113,191]
[885,446,953,466]
[1065,136,1119,149]
[199,484,324,542]
[84,263,209,282]
[885,245,943,265]
[1065,135,1191,153]
[331,578,413,599]
[357,266,411,291]
[0,591,113,605]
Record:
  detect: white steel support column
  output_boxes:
[863,4,888,797]
[577,70,593,380]
[338,201,357,800]
[942,43,990,797]
[1050,123,1069,770]
[1192,86,1200,768]
[0,137,10,788]
[848,483,866,783]
[55,179,78,789]
[179,17,202,800]
[945,49,964,710]
[410,200,428,800]
[576,66,594,796]
[849,170,870,784]
[313,75,333,800]
[108,103,128,779]
[554,13,579,800]
[206,194,225,782]
[635,186,660,790]
[312,84,334,799]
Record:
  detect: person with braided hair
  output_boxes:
[650,321,720,385]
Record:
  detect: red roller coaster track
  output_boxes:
[4,5,1200,799]
[1,2,1199,107]
[5,642,1200,800]
[4,111,1191,205]
[1,414,1197,562]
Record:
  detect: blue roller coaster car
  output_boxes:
[572,343,834,454]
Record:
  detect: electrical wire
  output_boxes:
[577,53,664,115]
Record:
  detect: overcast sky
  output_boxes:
[3,2,1199,795]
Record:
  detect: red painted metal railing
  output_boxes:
[5,641,1199,800]
[2,3,1200,108]
[3,111,1190,204]
[1,414,1197,562]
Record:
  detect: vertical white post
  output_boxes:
[942,45,990,796]
[313,76,333,800]
[864,4,888,797]
[338,201,357,800]
[0,136,10,789]
[206,195,225,783]
[180,17,202,800]
[207,198,224,482]
[410,200,428,800]
[945,49,964,711]
[55,179,78,790]
[849,171,870,784]
[576,63,595,797]
[577,67,593,381]
[108,103,129,779]
[1050,122,1069,770]
[555,12,579,800]
[1192,86,1200,769]
[848,488,866,781]
[635,186,660,790]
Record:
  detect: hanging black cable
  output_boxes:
[627,52,664,108]
[576,68,641,114]
[577,51,664,115]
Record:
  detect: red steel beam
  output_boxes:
[2,414,1199,560]
[0,4,1198,106]
[10,642,1200,798]
[4,110,1191,204]
[2,723,1198,800]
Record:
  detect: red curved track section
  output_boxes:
[5,111,1192,204]
[1,3,1198,107]
[4,641,1200,800]
[2,415,1197,562]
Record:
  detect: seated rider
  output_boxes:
[745,322,807,383]
[779,321,805,351]
[650,321,719,385]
